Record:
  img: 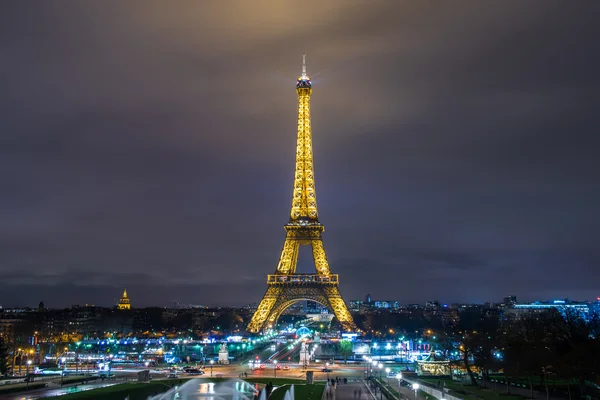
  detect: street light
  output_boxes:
[326,362,330,382]
[210,359,214,377]
[413,383,420,400]
[396,373,403,397]
[273,360,277,378]
[378,363,383,400]
[26,360,32,375]
[385,368,391,391]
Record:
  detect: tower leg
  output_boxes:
[247,286,283,333]
[324,286,357,332]
[248,285,357,333]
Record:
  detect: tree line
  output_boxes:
[433,308,600,399]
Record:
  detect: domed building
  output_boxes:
[117,289,131,310]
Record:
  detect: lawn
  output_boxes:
[417,377,525,400]
[269,384,325,400]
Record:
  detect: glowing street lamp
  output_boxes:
[396,373,403,395]
[210,359,214,377]
[385,367,391,389]
[413,383,420,400]
[273,360,278,377]
[378,363,383,400]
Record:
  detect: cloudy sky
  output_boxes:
[1,1,599,308]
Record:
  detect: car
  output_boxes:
[321,368,333,372]
[168,373,178,379]
[283,365,290,371]
[186,369,204,375]
[259,365,265,370]
[276,365,281,370]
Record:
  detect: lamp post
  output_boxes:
[61,357,66,386]
[385,368,391,391]
[413,383,420,400]
[26,360,32,376]
[396,373,403,397]
[273,360,277,378]
[326,362,330,382]
[210,359,214,377]
[378,363,383,400]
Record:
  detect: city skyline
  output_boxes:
[2,2,600,308]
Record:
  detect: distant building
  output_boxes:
[365,293,372,304]
[374,301,399,309]
[503,299,589,320]
[348,300,363,312]
[503,296,517,308]
[117,289,131,310]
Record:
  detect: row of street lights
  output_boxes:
[363,355,421,400]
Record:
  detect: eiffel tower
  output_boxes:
[247,55,357,333]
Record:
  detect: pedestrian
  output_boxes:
[358,388,362,398]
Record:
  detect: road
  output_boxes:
[0,341,368,399]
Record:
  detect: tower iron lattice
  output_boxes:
[247,55,357,333]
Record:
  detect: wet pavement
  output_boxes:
[0,382,117,400]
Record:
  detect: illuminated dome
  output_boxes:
[117,288,131,310]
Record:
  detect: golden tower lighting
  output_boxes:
[247,54,357,333]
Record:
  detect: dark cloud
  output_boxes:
[1,1,599,307]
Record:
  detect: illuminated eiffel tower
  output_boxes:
[247,55,357,333]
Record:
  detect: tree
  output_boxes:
[554,309,600,399]
[451,309,492,386]
[470,317,502,387]
[339,340,353,364]
[0,339,8,376]
[503,310,564,398]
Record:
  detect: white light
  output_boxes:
[413,384,420,390]
[378,363,383,369]
[386,368,391,373]
[396,373,403,379]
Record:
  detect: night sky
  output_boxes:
[1,2,599,308]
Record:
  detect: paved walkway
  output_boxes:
[323,381,375,400]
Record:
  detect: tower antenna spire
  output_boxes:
[302,53,307,79]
